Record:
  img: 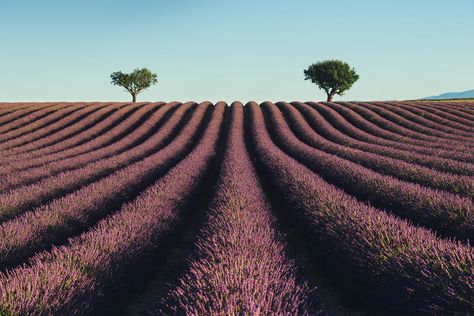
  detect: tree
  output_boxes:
[110,68,158,102]
[304,60,359,102]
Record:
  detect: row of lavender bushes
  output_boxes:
[247,101,474,314]
[0,102,131,157]
[314,102,473,161]
[0,103,175,192]
[274,102,473,198]
[419,100,474,113]
[0,102,192,221]
[335,101,473,150]
[293,101,474,175]
[0,103,99,148]
[0,103,210,270]
[262,101,474,241]
[418,101,474,118]
[0,103,49,123]
[0,102,161,175]
[0,103,72,134]
[375,101,474,133]
[0,102,226,315]
[160,103,319,315]
[357,101,474,141]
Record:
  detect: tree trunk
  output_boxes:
[131,93,137,102]
[327,94,333,102]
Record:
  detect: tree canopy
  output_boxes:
[304,60,359,102]
[111,68,158,102]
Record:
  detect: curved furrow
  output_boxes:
[160,102,318,315]
[0,103,127,157]
[385,101,474,133]
[0,102,164,176]
[305,102,474,164]
[0,103,73,135]
[357,101,474,142]
[0,103,48,110]
[247,102,474,314]
[330,101,472,152]
[375,102,474,136]
[0,102,141,162]
[0,102,213,271]
[0,103,59,126]
[0,104,44,121]
[0,103,112,151]
[407,101,474,121]
[0,103,25,113]
[0,102,194,222]
[292,102,474,176]
[454,102,474,110]
[0,102,226,316]
[0,103,175,192]
[339,102,473,149]
[262,102,474,241]
[439,101,474,113]
[0,103,93,145]
[408,101,474,127]
[315,101,474,160]
[273,102,473,199]
[410,102,474,125]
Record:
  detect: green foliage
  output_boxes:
[110,68,158,102]
[304,60,359,101]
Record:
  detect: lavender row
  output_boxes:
[0,102,210,270]
[0,103,170,192]
[0,103,89,144]
[0,103,61,133]
[161,102,316,315]
[0,104,30,117]
[293,102,474,176]
[0,103,56,126]
[385,102,474,133]
[0,102,162,176]
[307,102,474,163]
[445,102,474,113]
[0,102,129,157]
[273,102,473,198]
[413,101,474,123]
[0,103,140,164]
[320,101,472,156]
[340,101,473,149]
[0,102,225,315]
[262,102,474,241]
[0,102,57,111]
[0,103,114,151]
[356,101,473,142]
[0,102,191,222]
[408,102,474,121]
[248,102,474,314]
[374,101,474,135]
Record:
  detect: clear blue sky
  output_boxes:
[1,0,473,102]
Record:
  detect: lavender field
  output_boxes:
[0,101,472,315]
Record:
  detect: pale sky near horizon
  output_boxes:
[1,0,473,102]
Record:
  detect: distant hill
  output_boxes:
[423,89,474,100]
